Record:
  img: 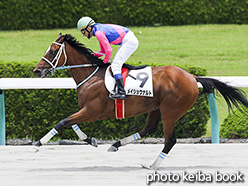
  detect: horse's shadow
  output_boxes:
[29,165,226,173]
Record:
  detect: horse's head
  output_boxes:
[34,33,67,78]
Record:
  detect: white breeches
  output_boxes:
[111,31,139,75]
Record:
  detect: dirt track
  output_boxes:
[0,144,247,186]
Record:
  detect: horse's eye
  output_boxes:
[51,50,56,55]
[49,50,56,58]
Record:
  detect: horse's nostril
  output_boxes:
[33,69,42,77]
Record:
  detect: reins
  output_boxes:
[55,64,96,70]
[42,41,99,89]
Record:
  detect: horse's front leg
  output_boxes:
[30,109,97,152]
[71,124,97,147]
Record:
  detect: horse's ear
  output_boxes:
[56,33,62,40]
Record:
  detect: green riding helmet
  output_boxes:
[77,16,95,31]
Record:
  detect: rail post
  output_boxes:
[207,92,220,143]
[0,90,6,145]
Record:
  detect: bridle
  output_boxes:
[41,41,99,89]
[42,41,67,70]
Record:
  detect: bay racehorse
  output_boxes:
[33,33,248,169]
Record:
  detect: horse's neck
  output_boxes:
[67,50,93,85]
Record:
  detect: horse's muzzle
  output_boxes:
[33,68,52,78]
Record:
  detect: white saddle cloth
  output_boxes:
[104,66,153,97]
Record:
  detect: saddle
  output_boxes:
[122,63,147,70]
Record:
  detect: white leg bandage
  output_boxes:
[72,124,87,140]
[40,128,58,145]
[150,152,167,170]
[120,132,140,146]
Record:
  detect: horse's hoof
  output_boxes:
[29,146,40,153]
[140,164,152,170]
[91,138,98,148]
[140,164,159,170]
[108,145,118,152]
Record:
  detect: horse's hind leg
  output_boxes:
[149,118,177,170]
[108,109,161,152]
[148,90,198,169]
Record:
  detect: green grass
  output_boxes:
[1,24,248,137]
[1,24,248,76]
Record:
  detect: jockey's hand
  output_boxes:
[94,52,105,58]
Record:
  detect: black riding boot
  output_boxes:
[109,78,126,100]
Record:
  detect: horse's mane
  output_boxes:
[63,34,106,66]
[62,34,148,70]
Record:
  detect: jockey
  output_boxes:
[77,16,139,100]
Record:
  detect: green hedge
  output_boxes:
[0,61,209,140]
[220,107,248,139]
[1,0,248,30]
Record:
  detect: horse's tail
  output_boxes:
[196,77,248,113]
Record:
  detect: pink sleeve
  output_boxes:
[94,42,105,58]
[95,31,113,63]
